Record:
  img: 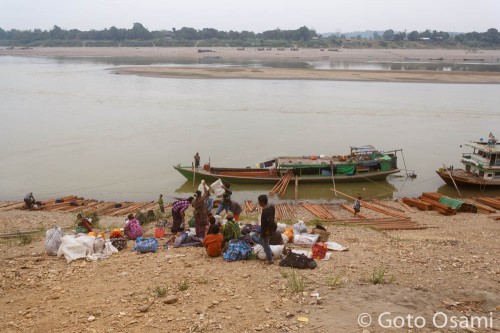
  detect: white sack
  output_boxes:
[253,244,284,260]
[45,227,63,256]
[293,233,320,247]
[210,179,225,197]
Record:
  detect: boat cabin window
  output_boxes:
[495,172,500,179]
[479,171,485,177]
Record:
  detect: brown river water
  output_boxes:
[1,56,499,203]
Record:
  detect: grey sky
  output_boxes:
[1,0,498,33]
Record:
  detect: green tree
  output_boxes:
[50,25,65,39]
[407,31,419,41]
[177,27,198,40]
[129,22,151,39]
[382,29,394,41]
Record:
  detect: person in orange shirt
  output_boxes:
[202,224,223,257]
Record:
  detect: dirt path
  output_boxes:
[0,202,498,332]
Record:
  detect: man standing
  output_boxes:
[258,194,276,264]
[171,197,194,233]
[158,194,165,213]
[215,183,232,216]
[194,152,201,168]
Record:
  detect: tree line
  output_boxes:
[0,23,499,48]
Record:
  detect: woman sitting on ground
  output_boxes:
[202,224,223,257]
[222,212,241,244]
[75,213,93,234]
[124,214,143,240]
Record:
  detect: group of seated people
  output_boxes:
[179,211,283,258]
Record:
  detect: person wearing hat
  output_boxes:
[222,212,241,245]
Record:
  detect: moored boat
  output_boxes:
[437,133,500,189]
[174,145,401,184]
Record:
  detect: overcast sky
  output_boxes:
[1,0,498,33]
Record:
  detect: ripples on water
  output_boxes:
[0,55,499,202]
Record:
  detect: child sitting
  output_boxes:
[202,225,223,257]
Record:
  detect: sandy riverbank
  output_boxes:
[112,66,500,84]
[2,47,500,83]
[0,201,498,332]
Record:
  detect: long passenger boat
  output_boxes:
[437,133,500,188]
[174,146,401,184]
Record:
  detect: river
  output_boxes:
[0,55,499,203]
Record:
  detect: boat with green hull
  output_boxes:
[174,146,401,184]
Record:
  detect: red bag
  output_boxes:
[311,242,327,259]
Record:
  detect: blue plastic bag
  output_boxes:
[133,237,159,254]
[223,239,251,261]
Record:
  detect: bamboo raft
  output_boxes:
[0,196,168,217]
[319,218,427,231]
[275,203,296,220]
[301,202,336,220]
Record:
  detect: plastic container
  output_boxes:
[155,228,165,238]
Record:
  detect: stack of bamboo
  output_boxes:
[371,200,406,213]
[319,218,426,231]
[301,202,336,219]
[361,201,411,219]
[0,195,163,217]
[418,195,456,215]
[475,197,500,210]
[275,203,295,220]
[269,171,294,197]
[401,197,432,211]
[466,199,497,214]
[421,192,478,213]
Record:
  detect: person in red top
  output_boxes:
[202,224,223,257]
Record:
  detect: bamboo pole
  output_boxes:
[294,175,298,201]
[192,162,196,188]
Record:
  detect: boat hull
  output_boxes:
[174,165,400,184]
[436,169,500,188]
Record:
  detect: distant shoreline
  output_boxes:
[2,47,500,83]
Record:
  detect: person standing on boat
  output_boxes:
[158,194,165,213]
[194,152,201,168]
[171,197,194,233]
[257,194,276,264]
[215,183,232,216]
[192,189,210,238]
[353,196,362,217]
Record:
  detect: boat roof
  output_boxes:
[466,141,500,153]
[277,156,333,168]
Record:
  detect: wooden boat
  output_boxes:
[174,146,401,184]
[437,133,500,189]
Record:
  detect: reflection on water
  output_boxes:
[53,56,500,72]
